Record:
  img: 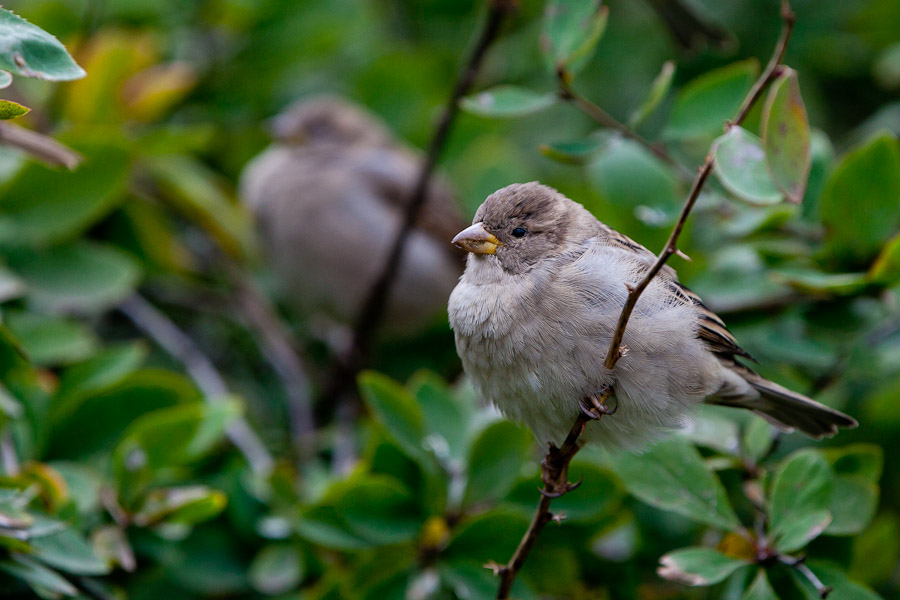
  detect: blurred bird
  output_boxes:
[240,95,466,339]
[449,182,856,449]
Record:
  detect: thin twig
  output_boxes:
[324,0,516,400]
[0,122,81,170]
[495,407,600,599]
[495,3,797,597]
[604,1,795,370]
[119,294,274,475]
[558,80,692,181]
[780,556,833,598]
[229,267,316,463]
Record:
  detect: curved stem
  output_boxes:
[604,0,795,370]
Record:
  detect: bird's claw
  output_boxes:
[580,388,616,419]
[538,476,582,498]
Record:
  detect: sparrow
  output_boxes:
[239,95,466,337]
[448,182,857,449]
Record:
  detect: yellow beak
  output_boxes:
[452,222,502,255]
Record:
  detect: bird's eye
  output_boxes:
[511,227,527,238]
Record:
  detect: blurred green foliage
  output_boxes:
[0,0,897,599]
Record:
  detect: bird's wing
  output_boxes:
[593,224,753,361]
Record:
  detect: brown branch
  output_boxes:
[0,122,81,169]
[119,294,274,475]
[558,79,692,181]
[494,395,610,600]
[495,3,797,597]
[324,0,516,400]
[604,0,795,370]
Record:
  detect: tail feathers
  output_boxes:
[711,367,857,439]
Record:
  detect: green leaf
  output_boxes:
[868,232,900,285]
[249,544,304,596]
[358,371,427,463]
[133,486,227,526]
[113,399,240,502]
[443,509,531,564]
[772,268,870,295]
[460,86,557,118]
[588,137,679,208]
[821,132,900,264]
[29,527,110,576]
[825,475,878,536]
[665,59,759,141]
[0,141,131,246]
[508,459,621,522]
[55,343,147,404]
[761,68,811,203]
[682,406,741,455]
[629,60,676,127]
[9,242,141,314]
[657,547,749,586]
[713,127,783,205]
[742,570,777,600]
[0,9,85,81]
[49,369,199,458]
[408,370,468,460]
[773,509,832,554]
[541,0,608,75]
[792,562,884,600]
[850,514,900,586]
[330,475,423,545]
[823,444,883,482]
[0,99,29,120]
[440,562,536,600]
[5,311,97,366]
[539,135,608,164]
[0,556,78,596]
[610,436,742,532]
[463,420,532,508]
[769,449,834,552]
[742,417,774,463]
[295,505,371,550]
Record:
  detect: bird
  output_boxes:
[240,95,466,338]
[448,182,856,450]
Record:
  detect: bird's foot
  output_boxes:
[538,476,582,498]
[580,387,616,419]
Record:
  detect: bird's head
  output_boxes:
[269,95,391,147]
[452,182,592,274]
